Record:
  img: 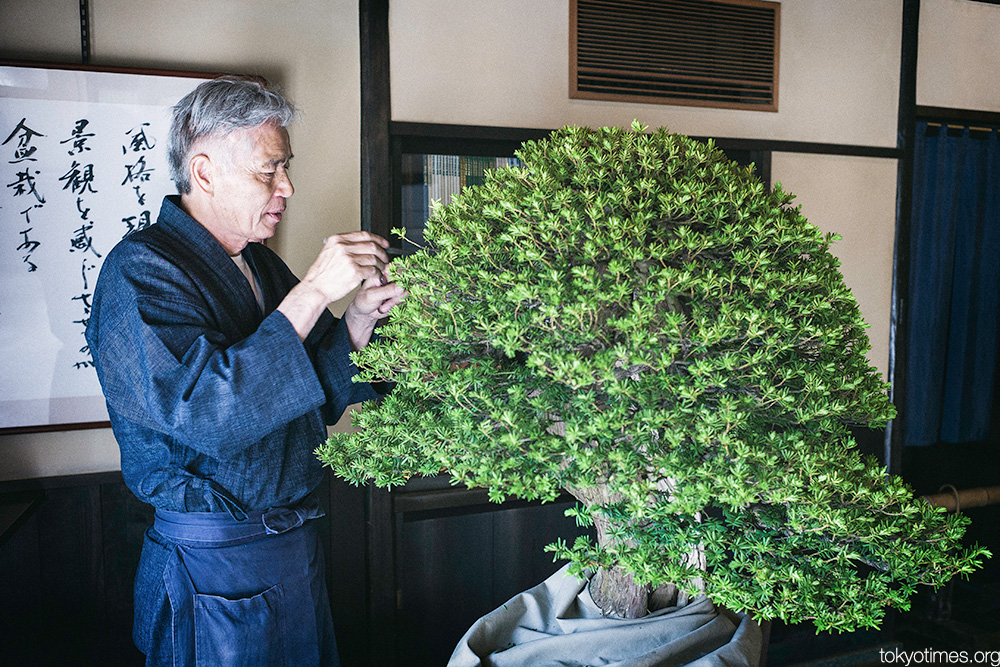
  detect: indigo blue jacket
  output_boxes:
[86,195,378,516]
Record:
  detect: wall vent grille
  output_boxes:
[570,0,780,111]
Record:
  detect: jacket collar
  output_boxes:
[156,195,265,320]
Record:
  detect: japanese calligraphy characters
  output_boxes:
[0,66,210,429]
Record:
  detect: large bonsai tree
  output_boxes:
[318,122,987,631]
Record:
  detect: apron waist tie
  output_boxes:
[153,493,325,547]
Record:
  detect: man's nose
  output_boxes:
[276,170,294,197]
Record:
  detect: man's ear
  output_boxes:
[189,154,215,195]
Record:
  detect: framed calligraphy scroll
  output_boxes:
[0,63,215,433]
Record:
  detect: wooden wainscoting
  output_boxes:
[0,470,592,667]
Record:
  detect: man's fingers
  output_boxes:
[363,279,404,297]
[357,252,388,271]
[325,231,388,248]
[365,265,386,284]
[376,288,406,315]
[352,278,406,318]
[324,236,389,265]
[353,243,389,266]
[306,232,394,304]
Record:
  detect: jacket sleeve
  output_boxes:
[89,248,327,461]
[306,309,386,425]
[253,241,389,425]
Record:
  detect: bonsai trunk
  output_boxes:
[570,481,705,619]
[569,483,652,619]
[590,564,651,619]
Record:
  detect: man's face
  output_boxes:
[209,123,294,253]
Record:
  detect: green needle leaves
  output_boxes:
[317,122,988,631]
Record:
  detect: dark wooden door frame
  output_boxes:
[360,0,392,240]
[359,5,394,665]
[887,0,920,476]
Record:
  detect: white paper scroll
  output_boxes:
[0,65,212,430]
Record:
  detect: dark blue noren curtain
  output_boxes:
[904,122,1000,447]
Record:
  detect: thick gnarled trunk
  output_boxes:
[569,481,704,619]
[569,483,652,618]
[590,565,650,619]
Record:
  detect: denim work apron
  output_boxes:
[147,497,339,667]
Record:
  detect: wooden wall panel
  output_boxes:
[99,480,154,664]
[0,478,149,666]
[0,471,594,667]
[0,508,44,666]
[392,497,592,667]
[320,474,371,667]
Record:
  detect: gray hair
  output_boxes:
[168,76,297,193]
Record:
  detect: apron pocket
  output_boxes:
[193,583,287,667]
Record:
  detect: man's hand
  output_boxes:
[277,231,393,340]
[344,276,407,350]
[301,231,389,303]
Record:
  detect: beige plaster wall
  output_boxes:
[0,0,362,481]
[0,0,81,61]
[770,154,899,381]
[389,0,903,147]
[918,0,1000,112]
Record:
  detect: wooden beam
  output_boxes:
[924,485,1000,513]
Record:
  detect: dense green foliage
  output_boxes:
[317,122,987,631]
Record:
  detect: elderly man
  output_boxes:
[86,76,403,666]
